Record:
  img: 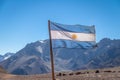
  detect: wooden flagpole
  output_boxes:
[48,20,55,80]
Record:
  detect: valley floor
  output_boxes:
[1,67,120,80]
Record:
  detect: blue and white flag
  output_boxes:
[50,21,96,49]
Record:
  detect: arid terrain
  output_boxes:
[0,67,120,80]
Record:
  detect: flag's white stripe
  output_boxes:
[51,30,95,41]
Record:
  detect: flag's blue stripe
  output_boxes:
[50,22,95,34]
[52,39,96,49]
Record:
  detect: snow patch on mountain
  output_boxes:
[36,46,43,53]
[39,40,45,43]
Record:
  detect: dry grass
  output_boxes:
[0,66,7,73]
[1,67,120,80]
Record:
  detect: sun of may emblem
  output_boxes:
[71,34,77,40]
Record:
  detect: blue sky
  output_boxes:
[0,0,120,54]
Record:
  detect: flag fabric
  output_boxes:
[50,21,96,49]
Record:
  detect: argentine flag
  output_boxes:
[50,21,96,49]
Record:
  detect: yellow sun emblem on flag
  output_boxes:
[71,34,77,40]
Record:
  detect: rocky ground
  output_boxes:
[0,67,120,80]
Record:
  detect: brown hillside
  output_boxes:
[0,65,7,73]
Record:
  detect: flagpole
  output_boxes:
[48,20,55,80]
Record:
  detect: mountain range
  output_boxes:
[0,38,120,75]
[0,53,14,62]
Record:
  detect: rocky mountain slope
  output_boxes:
[0,40,50,75]
[85,38,120,69]
[0,53,14,62]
